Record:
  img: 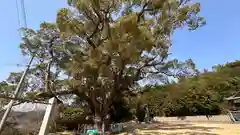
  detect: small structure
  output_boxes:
[225,91,240,123]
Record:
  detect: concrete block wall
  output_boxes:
[154,115,232,123]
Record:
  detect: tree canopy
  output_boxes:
[135,60,240,118]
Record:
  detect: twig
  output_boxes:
[137,2,152,22]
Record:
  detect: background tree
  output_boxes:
[135,60,240,118]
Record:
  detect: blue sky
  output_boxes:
[0,0,239,81]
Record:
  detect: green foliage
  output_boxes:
[135,60,240,117]
[0,81,18,107]
[61,107,85,120]
[110,97,133,123]
[55,0,204,123]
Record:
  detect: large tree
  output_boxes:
[55,0,204,130]
[1,0,205,131]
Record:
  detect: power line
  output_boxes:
[20,0,28,28]
[15,0,22,38]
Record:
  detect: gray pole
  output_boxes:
[0,55,34,132]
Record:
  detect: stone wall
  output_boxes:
[154,115,232,123]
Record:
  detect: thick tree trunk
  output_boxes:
[93,113,111,133]
[103,117,111,132]
[93,114,101,130]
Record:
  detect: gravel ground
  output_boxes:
[117,121,240,135]
[55,115,240,135]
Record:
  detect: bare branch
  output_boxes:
[83,8,98,25]
[137,1,152,22]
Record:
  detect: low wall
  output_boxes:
[154,115,232,123]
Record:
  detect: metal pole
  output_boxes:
[0,55,34,132]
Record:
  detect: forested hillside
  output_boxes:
[135,60,240,117]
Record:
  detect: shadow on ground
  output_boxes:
[115,121,221,135]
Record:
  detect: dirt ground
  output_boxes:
[117,121,240,135]
[55,121,240,135]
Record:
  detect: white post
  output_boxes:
[38,97,57,135]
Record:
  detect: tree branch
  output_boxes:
[36,90,75,97]
[83,8,98,26]
[74,90,99,115]
[137,1,152,22]
[102,60,125,116]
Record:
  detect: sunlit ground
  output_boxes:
[117,121,240,135]
[55,121,240,135]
